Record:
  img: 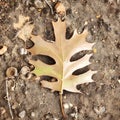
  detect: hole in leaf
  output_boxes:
[66,8,72,15]
[26,39,34,49]
[76,84,85,93]
[0,45,3,49]
[72,66,89,75]
[70,50,87,62]
[32,54,56,65]
[66,26,74,39]
[41,7,50,16]
[44,22,55,41]
[40,76,57,82]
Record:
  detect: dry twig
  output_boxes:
[5,79,14,119]
[44,0,54,14]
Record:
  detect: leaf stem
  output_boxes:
[59,93,67,119]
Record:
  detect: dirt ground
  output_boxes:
[0,0,120,120]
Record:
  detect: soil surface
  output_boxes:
[0,0,120,120]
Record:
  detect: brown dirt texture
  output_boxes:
[0,0,120,120]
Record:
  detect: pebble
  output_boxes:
[63,103,69,109]
[31,112,35,117]
[63,103,73,109]
[20,48,27,55]
[118,80,120,83]
[94,106,106,115]
[19,110,26,118]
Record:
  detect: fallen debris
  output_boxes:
[13,15,29,29]
[18,110,26,118]
[6,67,18,78]
[16,22,34,42]
[94,106,106,115]
[0,45,7,55]
[55,2,65,16]
[5,79,14,119]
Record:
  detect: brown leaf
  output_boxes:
[13,15,34,42]
[28,18,96,94]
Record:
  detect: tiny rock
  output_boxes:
[94,106,106,115]
[19,110,26,118]
[63,103,69,109]
[70,113,76,117]
[63,103,73,109]
[31,112,35,117]
[20,48,27,55]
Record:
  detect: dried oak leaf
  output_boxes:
[28,19,96,94]
[13,14,34,42]
[13,15,29,29]
[16,22,34,41]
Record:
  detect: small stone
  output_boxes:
[63,103,73,109]
[63,95,66,99]
[20,48,27,55]
[19,110,26,118]
[70,113,76,117]
[63,103,69,109]
[84,21,88,25]
[31,112,35,117]
[94,106,106,115]
[69,103,73,107]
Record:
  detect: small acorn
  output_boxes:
[6,67,18,78]
[0,45,7,55]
